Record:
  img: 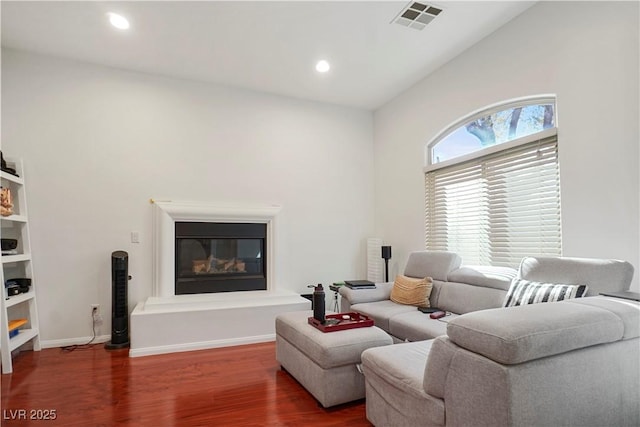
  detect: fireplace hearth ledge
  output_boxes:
[141,290,306,313]
[130,290,310,357]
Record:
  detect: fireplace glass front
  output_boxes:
[175,222,267,295]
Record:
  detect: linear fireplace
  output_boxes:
[175,222,267,294]
[151,200,280,298]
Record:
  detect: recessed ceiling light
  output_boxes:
[108,12,130,30]
[315,60,330,73]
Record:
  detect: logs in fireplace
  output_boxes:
[175,222,267,295]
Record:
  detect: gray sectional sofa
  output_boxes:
[339,251,634,342]
[339,251,638,426]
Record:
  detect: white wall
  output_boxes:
[1,49,374,343]
[373,1,640,290]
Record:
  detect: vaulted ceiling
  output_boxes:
[1,1,535,109]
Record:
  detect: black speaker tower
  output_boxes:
[381,246,392,282]
[105,250,130,350]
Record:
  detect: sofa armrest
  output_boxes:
[446,298,631,365]
[339,282,393,310]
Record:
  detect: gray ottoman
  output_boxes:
[276,310,393,407]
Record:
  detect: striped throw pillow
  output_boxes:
[503,278,588,307]
[390,275,433,308]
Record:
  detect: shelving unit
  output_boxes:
[1,158,40,374]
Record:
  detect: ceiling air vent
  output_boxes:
[392,1,443,31]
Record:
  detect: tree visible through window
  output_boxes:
[425,98,561,267]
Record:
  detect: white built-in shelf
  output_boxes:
[1,214,28,223]
[5,290,36,308]
[9,328,38,352]
[0,171,24,185]
[1,157,40,374]
[1,254,31,264]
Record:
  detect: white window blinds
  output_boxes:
[425,135,561,267]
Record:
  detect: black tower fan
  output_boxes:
[105,250,130,349]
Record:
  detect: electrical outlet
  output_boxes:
[91,304,103,324]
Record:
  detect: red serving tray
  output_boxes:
[308,312,374,332]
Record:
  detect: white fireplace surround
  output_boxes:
[152,200,281,298]
[131,200,310,357]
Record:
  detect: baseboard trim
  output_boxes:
[40,335,111,349]
[129,334,275,357]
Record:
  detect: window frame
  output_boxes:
[423,95,561,267]
[424,95,558,171]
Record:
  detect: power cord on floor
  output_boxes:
[61,307,100,352]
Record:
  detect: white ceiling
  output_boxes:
[1,1,535,110]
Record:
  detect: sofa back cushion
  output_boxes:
[430,280,507,314]
[403,251,461,282]
[518,256,634,296]
[447,265,516,291]
[429,266,516,313]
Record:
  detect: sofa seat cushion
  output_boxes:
[362,340,445,425]
[447,298,626,364]
[275,311,392,369]
[350,300,415,332]
[362,340,432,396]
[389,311,457,342]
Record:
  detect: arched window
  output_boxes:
[424,96,561,267]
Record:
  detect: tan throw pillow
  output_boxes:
[390,275,433,308]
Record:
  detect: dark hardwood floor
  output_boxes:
[1,342,372,426]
